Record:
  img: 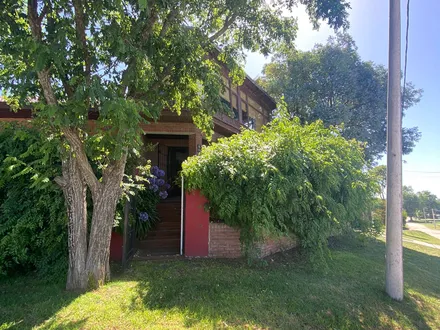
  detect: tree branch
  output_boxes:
[72,0,92,85]
[150,65,172,92]
[209,13,238,42]
[62,127,101,198]
[28,0,58,105]
[141,0,158,42]
[54,175,67,187]
[61,74,74,98]
[37,1,50,25]
[159,7,179,38]
[28,0,42,40]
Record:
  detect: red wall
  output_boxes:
[110,231,123,261]
[184,190,209,257]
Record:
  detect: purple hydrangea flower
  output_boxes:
[159,191,168,199]
[149,184,159,192]
[158,169,165,177]
[157,178,165,187]
[164,183,171,190]
[148,177,157,185]
[139,212,149,222]
[151,166,159,176]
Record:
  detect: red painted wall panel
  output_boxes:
[110,231,123,261]
[184,190,209,257]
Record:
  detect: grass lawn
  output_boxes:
[422,223,440,231]
[1,237,439,330]
[403,230,440,245]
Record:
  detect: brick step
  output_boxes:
[136,238,180,250]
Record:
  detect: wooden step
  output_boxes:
[133,251,183,260]
[146,229,180,239]
[135,248,180,257]
[154,221,181,229]
[136,238,180,250]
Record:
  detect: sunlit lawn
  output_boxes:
[422,223,440,231]
[1,237,439,330]
[411,219,440,230]
[403,230,440,245]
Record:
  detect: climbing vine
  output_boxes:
[182,117,376,262]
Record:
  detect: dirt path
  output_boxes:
[406,221,440,240]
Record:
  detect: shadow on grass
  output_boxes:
[126,238,440,329]
[0,276,80,329]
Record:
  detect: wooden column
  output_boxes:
[189,131,202,156]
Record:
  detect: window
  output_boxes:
[244,117,256,130]
[231,94,239,120]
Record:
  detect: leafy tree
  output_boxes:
[370,165,386,200]
[0,0,350,290]
[403,186,420,221]
[182,116,376,264]
[417,191,440,215]
[259,33,422,161]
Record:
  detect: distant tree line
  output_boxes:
[403,186,440,221]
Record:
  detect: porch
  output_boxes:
[134,133,200,256]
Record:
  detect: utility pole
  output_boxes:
[386,0,403,301]
[432,209,436,229]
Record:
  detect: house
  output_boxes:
[133,72,280,258]
[0,69,296,260]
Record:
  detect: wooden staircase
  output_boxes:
[135,198,181,256]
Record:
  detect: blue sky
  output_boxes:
[245,0,440,197]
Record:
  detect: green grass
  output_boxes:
[1,238,440,329]
[403,230,440,245]
[422,223,440,231]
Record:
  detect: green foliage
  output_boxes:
[370,165,387,200]
[0,124,67,277]
[115,165,170,239]
[0,0,350,160]
[403,186,422,219]
[403,186,440,220]
[182,117,374,262]
[402,209,408,227]
[259,33,422,160]
[132,188,161,239]
[0,0,350,281]
[371,198,385,234]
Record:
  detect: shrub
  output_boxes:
[182,117,375,262]
[402,209,408,227]
[0,124,67,277]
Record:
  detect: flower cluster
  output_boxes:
[139,212,149,222]
[148,166,170,199]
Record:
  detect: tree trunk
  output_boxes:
[85,156,127,289]
[55,155,88,291]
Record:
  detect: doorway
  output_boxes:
[167,147,189,197]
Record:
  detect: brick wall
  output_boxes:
[209,223,242,258]
[257,236,297,258]
[208,222,297,258]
